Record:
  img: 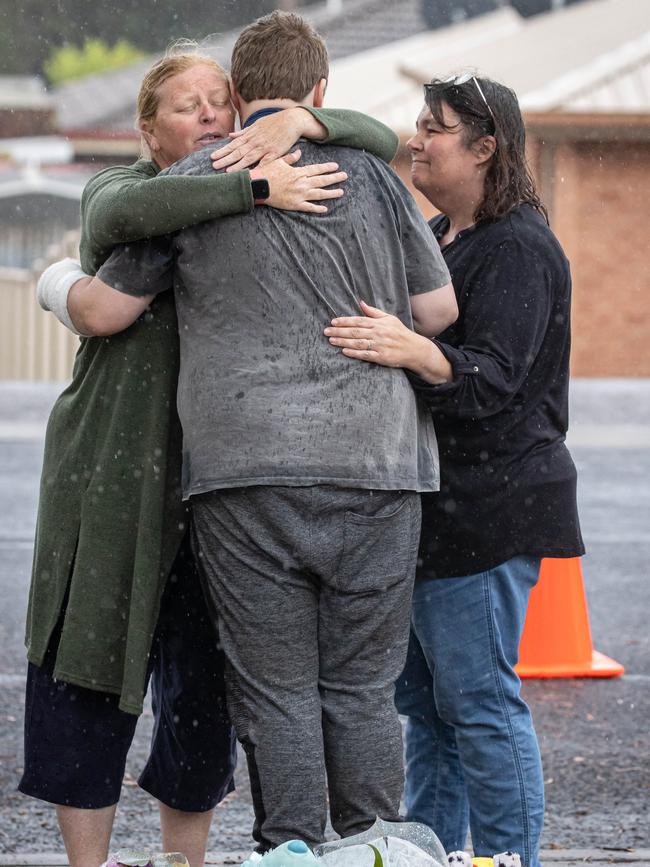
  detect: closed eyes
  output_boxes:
[174,94,230,112]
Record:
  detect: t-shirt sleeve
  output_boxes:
[409,238,554,418]
[96,235,174,298]
[384,174,450,295]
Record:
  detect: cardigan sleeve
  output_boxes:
[410,238,554,419]
[306,107,399,164]
[81,162,254,259]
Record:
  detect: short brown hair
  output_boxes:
[231,11,329,103]
[137,43,229,156]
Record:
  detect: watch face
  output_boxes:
[252,178,270,200]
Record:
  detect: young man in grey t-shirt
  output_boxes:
[63,11,455,853]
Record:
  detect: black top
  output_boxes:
[410,203,585,579]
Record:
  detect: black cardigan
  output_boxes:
[410,203,585,579]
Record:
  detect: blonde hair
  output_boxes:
[231,11,328,103]
[137,41,229,158]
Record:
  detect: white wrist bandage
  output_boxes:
[36,258,89,336]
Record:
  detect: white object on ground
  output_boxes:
[318,842,380,867]
[493,852,521,867]
[319,836,446,867]
[36,257,89,336]
[315,817,447,866]
[447,852,472,866]
[100,850,152,867]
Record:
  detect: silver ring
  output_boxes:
[366,339,373,351]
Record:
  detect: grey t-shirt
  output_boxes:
[98,140,450,497]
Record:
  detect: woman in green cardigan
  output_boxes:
[20,49,399,867]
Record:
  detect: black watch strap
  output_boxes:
[251,178,270,202]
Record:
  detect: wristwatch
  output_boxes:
[251,177,270,203]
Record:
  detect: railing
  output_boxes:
[0,232,80,381]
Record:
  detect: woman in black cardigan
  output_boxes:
[325,76,584,867]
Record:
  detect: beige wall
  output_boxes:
[0,233,80,381]
[0,266,79,380]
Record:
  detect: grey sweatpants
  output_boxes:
[191,485,421,850]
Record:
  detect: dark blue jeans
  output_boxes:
[395,555,543,867]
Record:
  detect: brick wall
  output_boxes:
[0,107,56,138]
[547,140,650,377]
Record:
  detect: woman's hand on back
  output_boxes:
[251,150,346,214]
[325,302,427,368]
[325,301,452,383]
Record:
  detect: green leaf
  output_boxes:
[44,38,144,85]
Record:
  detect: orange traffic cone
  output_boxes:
[516,557,624,679]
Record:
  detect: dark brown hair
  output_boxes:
[424,75,548,223]
[231,10,329,103]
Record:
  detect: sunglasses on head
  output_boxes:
[426,73,495,126]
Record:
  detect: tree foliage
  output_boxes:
[44,39,145,84]
[0,0,315,79]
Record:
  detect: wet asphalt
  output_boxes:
[0,380,648,858]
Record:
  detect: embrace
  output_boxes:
[21,10,583,867]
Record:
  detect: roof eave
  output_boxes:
[523,110,650,142]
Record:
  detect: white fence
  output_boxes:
[0,233,80,381]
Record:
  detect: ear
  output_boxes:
[313,78,327,108]
[138,119,159,153]
[473,134,496,166]
[231,87,242,114]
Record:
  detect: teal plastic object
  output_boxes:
[241,841,318,867]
